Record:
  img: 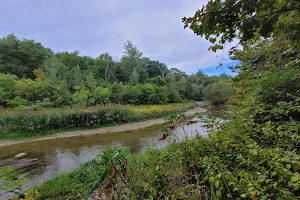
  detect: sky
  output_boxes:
[0,0,239,75]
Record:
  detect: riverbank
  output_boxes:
[27,105,300,200]
[0,103,206,147]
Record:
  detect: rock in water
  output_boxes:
[15,152,27,158]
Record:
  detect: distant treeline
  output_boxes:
[0,34,233,108]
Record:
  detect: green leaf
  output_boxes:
[216,190,222,198]
[293,184,299,191]
[286,164,291,169]
[209,37,217,44]
[215,180,220,188]
[291,176,298,183]
[228,182,235,186]
[241,194,247,198]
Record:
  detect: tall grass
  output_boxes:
[0,103,194,139]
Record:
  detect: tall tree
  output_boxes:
[56,51,94,71]
[98,53,114,82]
[143,58,169,78]
[121,41,146,82]
[169,68,187,81]
[0,34,53,78]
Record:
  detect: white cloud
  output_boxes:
[0,0,239,74]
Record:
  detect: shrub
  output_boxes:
[155,86,169,104]
[14,79,51,103]
[93,87,112,105]
[259,70,300,104]
[72,90,91,106]
[203,80,235,105]
[0,103,194,139]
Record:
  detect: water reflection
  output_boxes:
[0,113,220,196]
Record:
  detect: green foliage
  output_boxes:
[203,80,235,105]
[0,34,53,78]
[56,51,94,71]
[72,89,91,106]
[93,87,112,105]
[0,35,227,109]
[155,86,169,104]
[0,73,17,107]
[92,52,115,81]
[31,147,129,200]
[31,110,300,200]
[15,0,300,199]
[0,103,194,139]
[14,78,51,103]
[259,70,300,104]
[143,58,168,79]
[167,75,182,103]
[50,80,72,107]
[0,166,28,198]
[182,0,300,51]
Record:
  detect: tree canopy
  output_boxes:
[0,35,230,108]
[182,0,300,52]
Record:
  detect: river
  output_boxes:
[0,103,222,197]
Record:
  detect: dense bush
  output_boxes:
[31,115,300,199]
[0,103,194,139]
[203,80,235,105]
[259,70,300,104]
[28,148,129,200]
[124,118,300,199]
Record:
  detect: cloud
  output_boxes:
[0,0,238,74]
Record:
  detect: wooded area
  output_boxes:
[0,35,232,108]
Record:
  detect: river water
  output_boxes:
[0,104,222,197]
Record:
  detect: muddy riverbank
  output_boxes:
[0,105,206,147]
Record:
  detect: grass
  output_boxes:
[29,163,103,200]
[0,103,195,140]
[26,111,300,200]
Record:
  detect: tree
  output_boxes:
[14,78,51,103]
[178,76,188,97]
[93,52,115,82]
[85,72,97,90]
[0,73,17,107]
[188,70,207,85]
[166,75,182,103]
[139,84,156,104]
[155,86,169,104]
[120,41,146,82]
[143,58,169,79]
[220,73,231,80]
[67,65,84,90]
[109,82,123,104]
[0,34,53,78]
[169,68,187,81]
[182,0,300,52]
[56,51,94,71]
[51,80,72,107]
[191,84,204,101]
[123,41,143,58]
[0,33,229,108]
[203,80,235,105]
[130,68,140,84]
[72,90,91,106]
[33,68,45,80]
[43,57,68,84]
[93,87,112,105]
